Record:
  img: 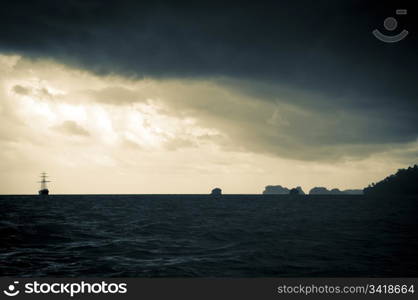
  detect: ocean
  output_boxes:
[1,195,417,277]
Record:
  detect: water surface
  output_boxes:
[1,195,417,277]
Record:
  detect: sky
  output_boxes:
[0,0,417,194]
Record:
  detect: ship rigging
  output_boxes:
[38,172,50,195]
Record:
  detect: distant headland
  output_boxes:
[364,164,418,195]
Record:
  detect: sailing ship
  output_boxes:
[38,172,50,195]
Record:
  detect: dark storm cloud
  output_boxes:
[114,79,416,160]
[1,1,416,87]
[1,0,417,160]
[214,78,418,145]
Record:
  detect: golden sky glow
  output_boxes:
[0,54,416,194]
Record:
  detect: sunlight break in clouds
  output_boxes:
[0,54,415,194]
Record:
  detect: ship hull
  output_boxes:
[38,189,49,195]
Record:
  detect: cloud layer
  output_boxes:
[1,1,416,158]
[0,1,417,193]
[0,54,416,194]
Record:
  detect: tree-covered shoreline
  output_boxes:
[364,165,418,195]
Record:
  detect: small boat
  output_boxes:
[38,172,50,195]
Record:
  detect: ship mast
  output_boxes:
[38,172,50,190]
